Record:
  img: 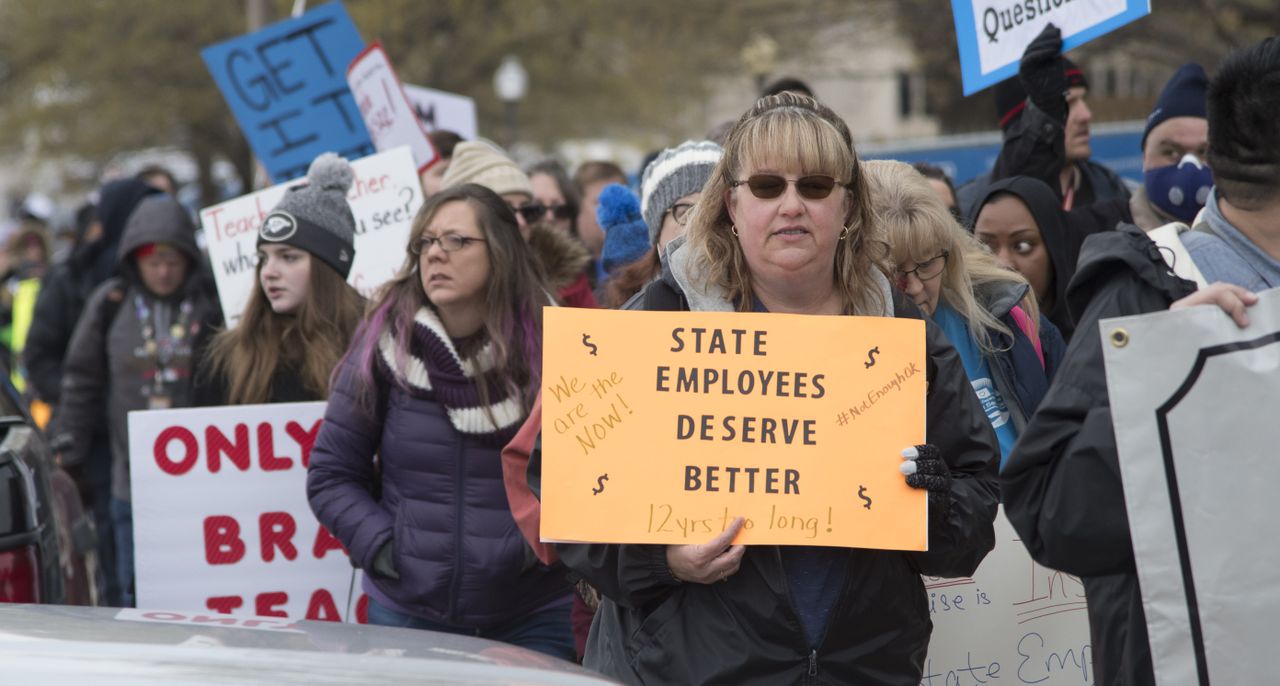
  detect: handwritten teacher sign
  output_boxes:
[951,0,1151,95]
[539,308,927,549]
[200,146,422,327]
[201,1,373,182]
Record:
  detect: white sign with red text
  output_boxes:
[200,146,422,327]
[129,403,368,623]
[346,42,439,172]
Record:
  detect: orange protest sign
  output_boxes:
[539,307,927,550]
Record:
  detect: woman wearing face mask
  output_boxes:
[513,93,998,685]
[195,155,364,406]
[307,184,573,659]
[868,161,1065,470]
[52,195,223,606]
[972,176,1090,340]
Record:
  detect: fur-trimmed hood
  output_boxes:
[526,221,591,292]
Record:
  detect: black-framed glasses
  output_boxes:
[668,202,696,226]
[515,202,573,224]
[893,251,949,284]
[731,174,845,200]
[410,234,488,255]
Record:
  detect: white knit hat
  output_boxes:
[440,141,533,198]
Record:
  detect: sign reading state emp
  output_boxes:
[539,308,928,549]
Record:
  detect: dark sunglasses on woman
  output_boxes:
[516,202,573,224]
[732,174,847,200]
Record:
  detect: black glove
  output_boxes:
[1019,23,1067,126]
[901,444,952,517]
[371,539,400,580]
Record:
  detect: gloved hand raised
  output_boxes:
[900,444,951,517]
[1019,23,1067,126]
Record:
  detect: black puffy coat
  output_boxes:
[1002,224,1197,686]
[540,263,1000,685]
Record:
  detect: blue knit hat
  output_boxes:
[597,184,650,274]
[1142,64,1209,150]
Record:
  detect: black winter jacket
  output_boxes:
[1001,223,1197,686]
[542,266,1000,685]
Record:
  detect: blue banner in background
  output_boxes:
[862,121,1144,186]
[953,0,1152,96]
[202,2,373,183]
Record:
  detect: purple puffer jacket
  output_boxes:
[306,357,571,627]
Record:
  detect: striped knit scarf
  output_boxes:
[375,307,526,447]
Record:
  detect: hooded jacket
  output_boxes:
[522,241,999,685]
[55,196,221,502]
[971,280,1066,441]
[527,221,599,308]
[24,180,160,404]
[1002,223,1197,686]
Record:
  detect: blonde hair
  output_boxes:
[683,92,890,315]
[863,160,1039,354]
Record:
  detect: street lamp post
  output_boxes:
[493,55,529,150]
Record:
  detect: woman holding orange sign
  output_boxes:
[513,93,1000,684]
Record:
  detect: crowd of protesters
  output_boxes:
[3,23,1277,685]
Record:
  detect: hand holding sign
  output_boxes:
[667,517,745,584]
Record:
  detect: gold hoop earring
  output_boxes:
[731,225,739,237]
[838,225,851,241]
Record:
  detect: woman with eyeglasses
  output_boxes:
[521,93,999,684]
[306,183,574,658]
[441,142,599,309]
[601,140,722,308]
[866,160,1065,470]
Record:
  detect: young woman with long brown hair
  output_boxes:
[195,154,363,406]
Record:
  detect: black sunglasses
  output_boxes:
[515,202,574,223]
[731,174,846,200]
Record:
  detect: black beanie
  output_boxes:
[258,153,357,278]
[1141,63,1209,151]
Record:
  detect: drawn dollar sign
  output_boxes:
[863,346,880,369]
[592,473,610,495]
[858,485,872,510]
[582,333,598,356]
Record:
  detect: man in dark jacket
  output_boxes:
[1001,37,1279,686]
[957,26,1131,220]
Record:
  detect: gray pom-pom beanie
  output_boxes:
[640,140,723,244]
[258,152,357,278]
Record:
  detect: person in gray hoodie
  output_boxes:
[54,194,222,607]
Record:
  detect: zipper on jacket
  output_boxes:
[447,436,465,622]
[808,649,818,678]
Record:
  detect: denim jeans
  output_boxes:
[109,497,134,608]
[367,598,575,662]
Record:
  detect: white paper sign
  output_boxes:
[1104,287,1280,686]
[951,0,1151,95]
[129,403,368,623]
[922,508,1094,685]
[346,42,438,172]
[403,84,479,141]
[200,146,422,327]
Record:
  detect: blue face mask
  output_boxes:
[1144,154,1214,223]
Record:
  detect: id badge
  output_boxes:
[148,394,172,410]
